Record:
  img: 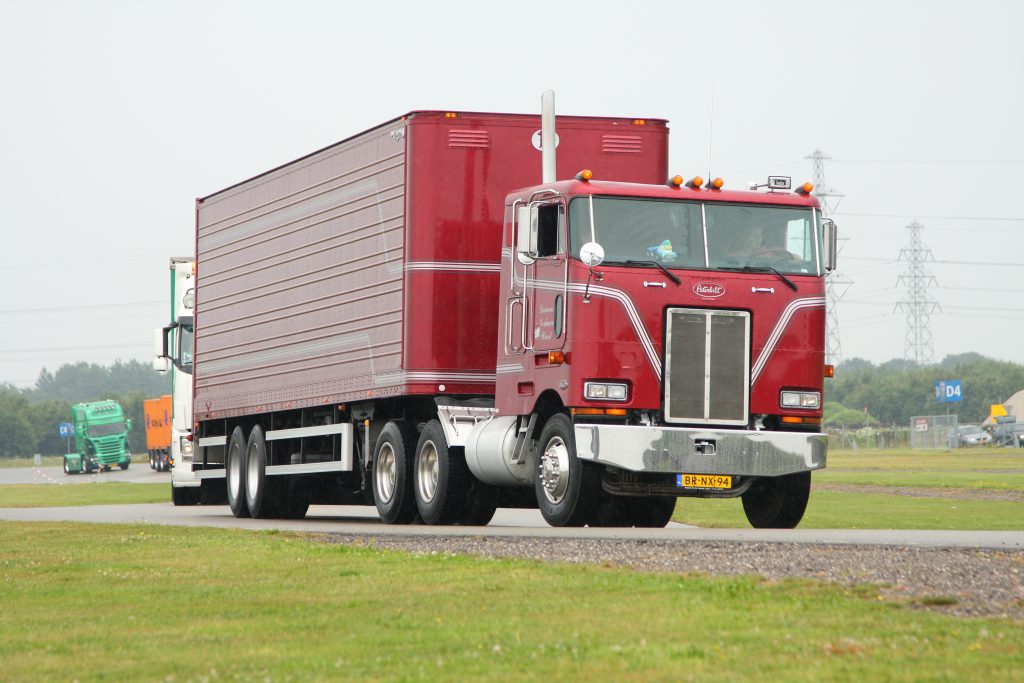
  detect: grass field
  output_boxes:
[675,448,1024,530]
[0,482,168,507]
[0,522,1020,682]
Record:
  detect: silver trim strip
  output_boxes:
[197,436,227,447]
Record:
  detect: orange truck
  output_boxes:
[144,395,172,471]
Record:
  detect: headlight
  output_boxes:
[780,391,820,409]
[585,382,629,402]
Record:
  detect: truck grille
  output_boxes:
[664,308,750,426]
[94,439,124,464]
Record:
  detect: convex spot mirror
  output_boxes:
[579,241,605,267]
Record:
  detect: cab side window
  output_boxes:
[536,203,564,257]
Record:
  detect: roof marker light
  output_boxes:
[710,177,725,190]
[633,119,647,126]
[797,181,814,195]
[686,176,704,189]
[669,175,685,188]
[444,112,458,119]
[576,169,593,181]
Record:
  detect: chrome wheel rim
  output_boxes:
[417,440,439,504]
[376,443,397,504]
[539,436,570,504]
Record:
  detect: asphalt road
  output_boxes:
[2,467,1023,550]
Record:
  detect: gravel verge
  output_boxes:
[317,534,1024,620]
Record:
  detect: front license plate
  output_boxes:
[677,473,733,489]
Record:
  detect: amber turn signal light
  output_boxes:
[576,169,593,181]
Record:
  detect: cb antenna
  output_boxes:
[707,78,717,180]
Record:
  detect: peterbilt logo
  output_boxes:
[693,282,725,298]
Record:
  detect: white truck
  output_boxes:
[154,257,213,504]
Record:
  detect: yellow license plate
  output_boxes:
[677,474,733,489]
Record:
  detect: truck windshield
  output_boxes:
[88,421,125,437]
[568,197,820,275]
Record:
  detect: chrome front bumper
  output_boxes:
[574,423,827,477]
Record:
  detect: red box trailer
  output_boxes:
[190,99,833,529]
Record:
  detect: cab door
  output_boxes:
[507,198,567,355]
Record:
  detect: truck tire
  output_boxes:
[590,492,633,527]
[414,420,468,525]
[534,413,593,527]
[741,471,811,529]
[226,426,251,518]
[458,479,498,526]
[171,486,200,506]
[244,425,277,519]
[120,461,129,471]
[372,420,419,524]
[277,478,310,520]
[631,496,676,528]
[63,459,71,475]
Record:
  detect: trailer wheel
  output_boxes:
[277,478,310,520]
[171,485,200,506]
[225,426,250,518]
[414,420,468,525]
[372,420,418,524]
[244,425,277,519]
[631,496,676,528]
[741,471,811,529]
[534,413,593,527]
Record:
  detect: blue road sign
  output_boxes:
[935,380,963,404]
[58,422,74,438]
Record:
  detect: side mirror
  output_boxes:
[125,419,133,432]
[153,328,170,373]
[822,218,838,272]
[516,205,538,264]
[579,241,605,267]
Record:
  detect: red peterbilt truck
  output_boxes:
[189,97,835,528]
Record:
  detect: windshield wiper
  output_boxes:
[622,260,682,286]
[719,266,798,292]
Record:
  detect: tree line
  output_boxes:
[0,360,170,457]
[2,353,1022,456]
[825,353,1024,427]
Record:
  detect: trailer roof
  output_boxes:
[197,110,668,203]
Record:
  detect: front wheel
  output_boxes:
[534,414,593,527]
[741,471,811,529]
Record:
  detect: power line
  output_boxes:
[834,211,1024,222]
[0,300,164,315]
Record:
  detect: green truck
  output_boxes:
[63,400,133,474]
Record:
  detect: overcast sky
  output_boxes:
[1,1,1022,388]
